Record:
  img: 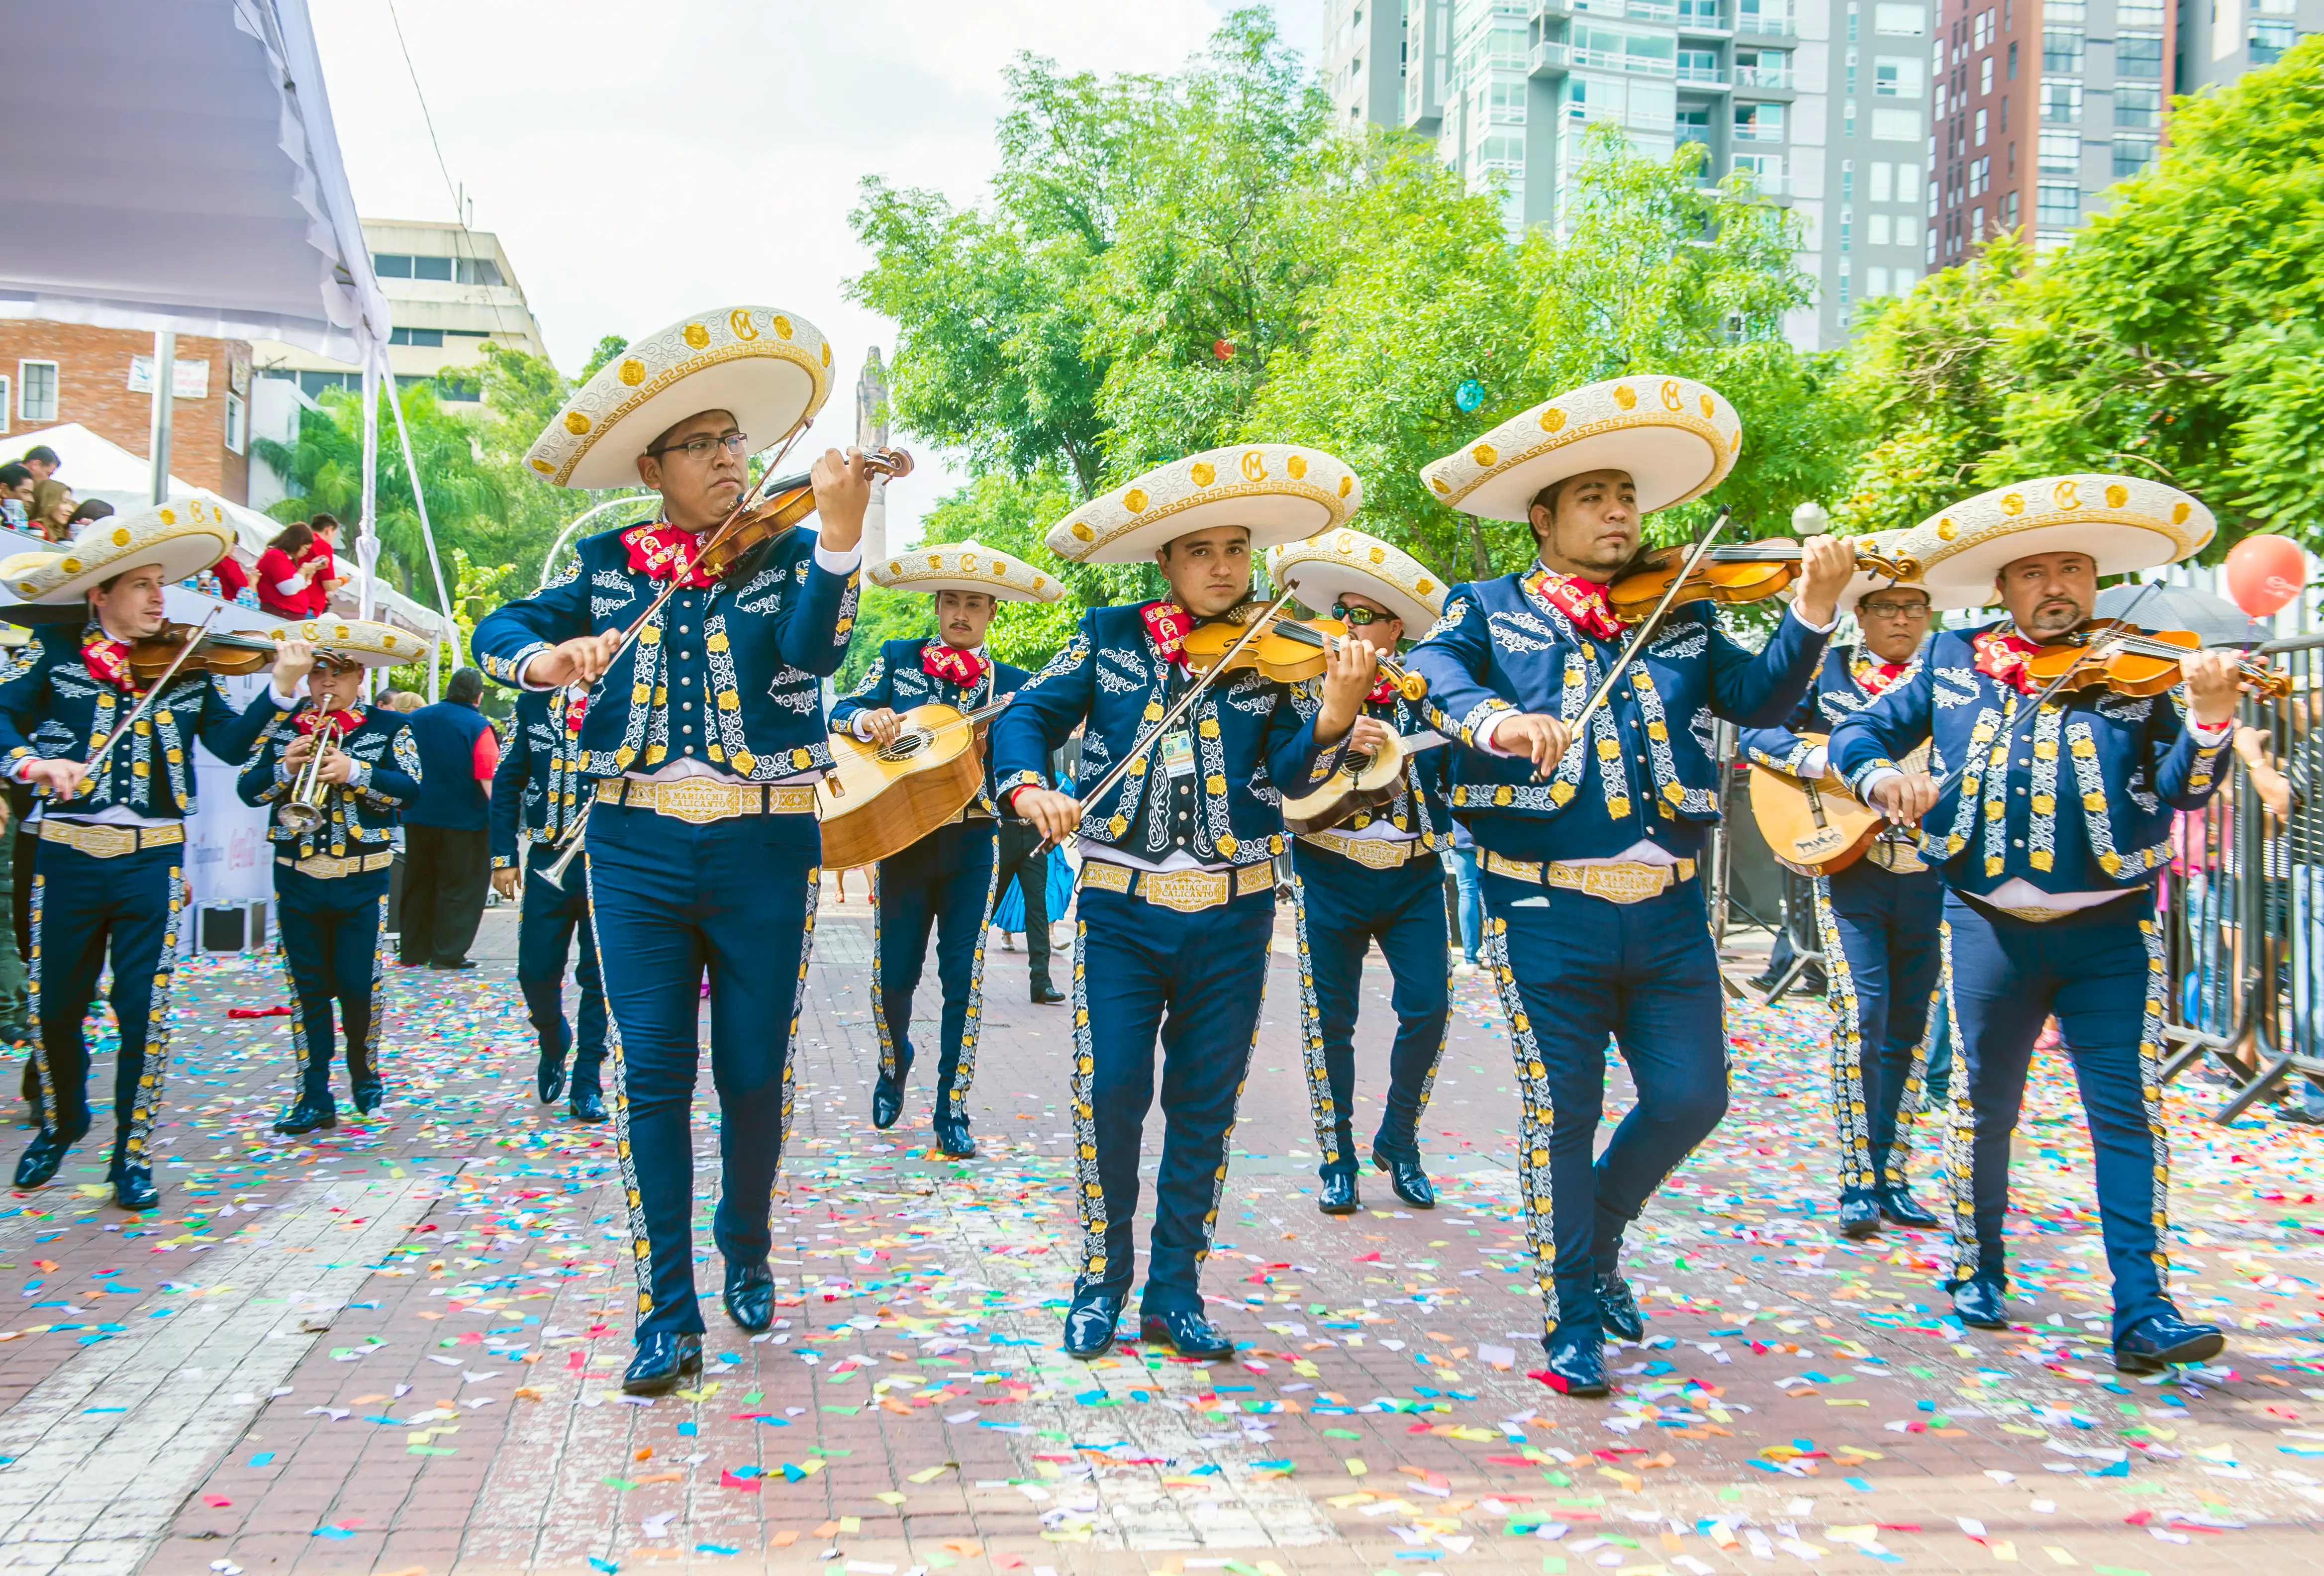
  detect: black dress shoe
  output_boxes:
[1318,1172,1359,1215]
[1063,1290,1124,1359]
[1536,1327,1609,1397]
[872,1071,905,1130]
[109,1164,158,1211]
[1597,1272,1646,1343]
[351,1083,384,1117]
[1877,1185,1941,1229]
[724,1262,775,1333]
[272,1097,337,1136]
[1374,1151,1436,1208]
[1838,1195,1882,1240]
[1952,1278,2011,1330]
[569,1088,608,1123]
[432,960,479,972]
[622,1332,703,1396]
[932,1116,977,1159]
[536,1055,569,1105]
[1139,1308,1234,1360]
[13,1126,81,1188]
[2114,1311,2226,1375]
[1031,983,1065,1005]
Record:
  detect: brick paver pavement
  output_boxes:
[0,879,2318,1576]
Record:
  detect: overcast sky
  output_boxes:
[311,0,1320,540]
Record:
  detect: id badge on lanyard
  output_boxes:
[1159,729,1196,780]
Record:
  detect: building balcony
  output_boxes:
[1530,39,1681,77]
[1677,61,1732,85]
[1734,62,1791,87]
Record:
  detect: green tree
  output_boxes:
[386,546,521,713]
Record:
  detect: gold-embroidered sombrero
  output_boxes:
[1047,444,1362,565]
[1266,528,1446,631]
[0,496,233,603]
[524,305,835,490]
[1832,528,1989,616]
[1421,375,1742,521]
[867,538,1065,603]
[265,616,422,670]
[1902,475,2216,596]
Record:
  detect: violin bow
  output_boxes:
[66,609,220,795]
[1534,506,1733,781]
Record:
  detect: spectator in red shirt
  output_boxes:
[304,513,351,614]
[255,522,326,620]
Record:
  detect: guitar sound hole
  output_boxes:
[880,732,932,762]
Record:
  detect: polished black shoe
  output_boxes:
[1318,1172,1359,1215]
[1952,1278,2011,1330]
[932,1115,978,1159]
[2114,1311,2226,1375]
[1838,1194,1882,1240]
[109,1163,158,1211]
[872,1071,905,1130]
[569,1088,608,1123]
[1374,1151,1436,1208]
[1877,1185,1942,1229]
[622,1332,703,1396]
[1597,1272,1646,1343]
[1536,1327,1610,1397]
[13,1126,80,1188]
[1063,1290,1124,1360]
[1031,982,1066,1005]
[1139,1308,1234,1361]
[536,1054,569,1106]
[272,1097,337,1136]
[724,1262,775,1333]
[351,1083,384,1117]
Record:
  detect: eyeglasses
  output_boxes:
[1332,603,1392,627]
[648,431,749,461]
[1859,599,1933,619]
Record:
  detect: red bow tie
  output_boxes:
[622,521,717,590]
[1142,601,1193,667]
[1367,673,1400,706]
[1855,655,1910,697]
[1973,629,2044,696]
[80,632,139,694]
[1528,568,1628,643]
[561,689,589,737]
[922,644,987,688]
[295,707,365,737]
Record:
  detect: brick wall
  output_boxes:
[0,322,251,503]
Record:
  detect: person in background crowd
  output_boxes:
[0,465,33,531]
[304,513,350,614]
[28,482,74,543]
[65,500,113,529]
[209,548,251,604]
[255,522,328,621]
[390,690,424,713]
[1447,820,1483,974]
[18,447,59,484]
[396,667,498,971]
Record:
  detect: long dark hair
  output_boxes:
[267,521,315,556]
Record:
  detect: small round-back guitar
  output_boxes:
[817,700,1011,869]
[1746,732,1929,877]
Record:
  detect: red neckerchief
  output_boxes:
[295,707,365,736]
[1366,673,1400,706]
[561,688,588,737]
[81,630,138,694]
[621,521,717,590]
[1525,566,1628,642]
[1973,628,2043,696]
[922,643,987,688]
[1142,600,1193,668]
[1852,651,1910,697]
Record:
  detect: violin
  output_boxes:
[124,622,282,682]
[1179,601,1428,701]
[1607,537,1920,624]
[692,447,913,582]
[2023,618,2292,699]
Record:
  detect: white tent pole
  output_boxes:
[147,330,176,505]
[358,353,380,619]
[381,352,459,691]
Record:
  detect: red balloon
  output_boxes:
[1212,338,1235,361]
[2225,532,2307,618]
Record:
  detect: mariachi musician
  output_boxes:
[829,540,1061,1158]
[1406,377,1851,1395]
[0,500,314,1208]
[490,683,610,1123]
[1736,532,1972,1240]
[473,305,886,1395]
[1267,529,1455,1216]
[993,444,1374,1362]
[1831,475,2243,1374]
[238,617,423,1133]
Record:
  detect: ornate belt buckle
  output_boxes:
[1142,869,1227,913]
[1582,862,1667,905]
[79,824,138,859]
[658,777,740,825]
[300,854,350,880]
[1348,837,1405,870]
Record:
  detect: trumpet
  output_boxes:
[280,716,343,834]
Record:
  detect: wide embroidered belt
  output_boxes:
[596,778,818,824]
[38,820,183,858]
[278,849,394,880]
[1483,851,1696,904]
[1299,830,1427,870]
[1079,859,1272,913]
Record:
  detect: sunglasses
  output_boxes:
[1331,603,1394,627]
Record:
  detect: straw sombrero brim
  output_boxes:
[867,539,1064,603]
[1421,375,1742,522]
[265,617,426,670]
[1047,445,1363,565]
[0,496,232,603]
[524,305,833,491]
[1267,529,1447,631]
[1903,475,2216,595]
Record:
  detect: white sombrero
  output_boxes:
[265,616,422,671]
[1266,528,1447,631]
[867,538,1065,603]
[1902,475,2216,596]
[524,305,835,490]
[1421,374,1742,521]
[1047,444,1362,565]
[0,496,232,603]
[1832,528,1990,615]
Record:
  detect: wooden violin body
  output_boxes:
[1607,538,1920,624]
[695,447,911,582]
[1179,602,1428,700]
[2025,618,2292,699]
[816,700,995,870]
[125,622,278,682]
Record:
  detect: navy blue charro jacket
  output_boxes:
[1738,640,1928,777]
[986,603,1351,870]
[237,704,421,861]
[1405,567,1829,864]
[829,637,1033,816]
[489,686,590,869]
[1827,623,2231,896]
[470,523,860,780]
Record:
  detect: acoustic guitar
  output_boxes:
[1281,731,1448,837]
[1746,732,1926,878]
[818,700,1009,870]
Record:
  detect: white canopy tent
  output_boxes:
[0,0,459,685]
